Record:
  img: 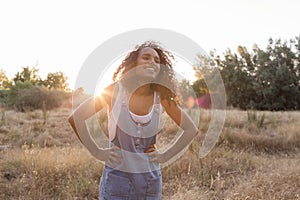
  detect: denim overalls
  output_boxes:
[99,83,162,200]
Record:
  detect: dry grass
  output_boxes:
[0,146,102,199]
[226,154,300,199]
[0,107,78,147]
[0,106,300,199]
[221,110,300,154]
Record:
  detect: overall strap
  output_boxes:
[153,91,162,114]
[108,82,123,141]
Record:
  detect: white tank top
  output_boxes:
[129,93,162,124]
[108,83,162,140]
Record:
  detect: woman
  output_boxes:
[68,41,198,199]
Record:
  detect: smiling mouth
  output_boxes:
[144,65,157,72]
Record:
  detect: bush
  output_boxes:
[0,90,9,104]
[7,81,69,111]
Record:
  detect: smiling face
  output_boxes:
[134,47,161,81]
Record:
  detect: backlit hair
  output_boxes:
[112,41,181,105]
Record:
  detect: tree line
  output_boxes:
[0,67,68,90]
[1,36,300,111]
[0,67,69,111]
[191,36,300,111]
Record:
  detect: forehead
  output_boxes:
[138,47,159,57]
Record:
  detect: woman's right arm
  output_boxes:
[68,95,105,157]
[68,83,121,164]
[68,86,110,142]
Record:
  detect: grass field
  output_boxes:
[0,106,299,199]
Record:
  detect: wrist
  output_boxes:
[160,151,169,163]
[92,147,104,160]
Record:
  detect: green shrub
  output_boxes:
[7,81,69,111]
[0,90,9,104]
[247,110,265,129]
[6,81,33,107]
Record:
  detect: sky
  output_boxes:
[0,0,299,93]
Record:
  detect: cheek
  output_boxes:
[156,65,167,79]
[156,65,161,74]
[134,66,143,75]
[136,58,146,65]
[154,65,161,77]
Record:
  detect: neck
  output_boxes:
[122,80,153,96]
[134,84,153,96]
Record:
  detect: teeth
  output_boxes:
[146,68,155,72]
[145,66,155,72]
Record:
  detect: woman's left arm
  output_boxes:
[150,99,199,163]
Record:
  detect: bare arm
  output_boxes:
[151,99,199,163]
[68,83,121,164]
[68,89,111,132]
[68,95,105,156]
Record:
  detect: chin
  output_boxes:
[147,73,159,79]
[139,75,157,82]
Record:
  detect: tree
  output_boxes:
[253,38,300,110]
[0,69,11,89]
[193,36,300,110]
[13,66,41,85]
[192,54,212,98]
[43,71,69,90]
[217,47,258,109]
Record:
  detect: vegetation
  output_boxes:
[0,67,70,111]
[0,36,300,199]
[6,81,70,111]
[0,69,11,89]
[9,66,69,90]
[2,36,300,111]
[192,36,300,111]
[0,107,299,199]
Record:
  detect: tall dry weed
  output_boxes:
[0,146,103,199]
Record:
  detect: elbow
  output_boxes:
[192,127,199,138]
[194,128,200,137]
[67,114,76,131]
[67,114,74,125]
[67,113,83,143]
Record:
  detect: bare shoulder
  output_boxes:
[160,98,182,126]
[94,82,118,111]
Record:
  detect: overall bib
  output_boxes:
[99,83,162,200]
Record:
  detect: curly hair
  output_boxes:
[112,41,181,105]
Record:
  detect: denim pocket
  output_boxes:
[146,172,162,198]
[104,172,130,199]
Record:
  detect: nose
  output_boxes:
[147,58,154,64]
[150,58,158,65]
